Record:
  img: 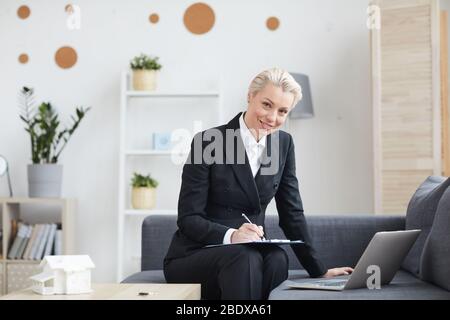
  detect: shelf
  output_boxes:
[125,150,189,156]
[126,91,220,98]
[0,197,73,205]
[1,197,76,295]
[124,209,176,217]
[118,70,223,282]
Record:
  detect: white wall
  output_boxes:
[0,0,373,282]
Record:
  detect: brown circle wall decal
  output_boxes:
[55,46,78,69]
[17,5,31,19]
[149,13,159,24]
[18,54,29,64]
[183,3,215,35]
[266,17,280,31]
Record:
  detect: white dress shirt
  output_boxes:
[223,112,267,244]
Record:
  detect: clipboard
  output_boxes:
[204,239,304,248]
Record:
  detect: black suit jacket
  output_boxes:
[164,112,327,277]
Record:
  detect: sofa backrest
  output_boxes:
[141,214,405,272]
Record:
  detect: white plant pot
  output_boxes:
[27,164,63,198]
[131,187,156,209]
[132,70,158,91]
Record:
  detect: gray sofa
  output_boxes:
[122,213,450,300]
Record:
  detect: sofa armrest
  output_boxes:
[267,214,406,270]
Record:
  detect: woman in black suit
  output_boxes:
[164,68,353,300]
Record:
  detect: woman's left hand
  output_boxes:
[322,267,354,278]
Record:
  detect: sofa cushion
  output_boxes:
[269,270,450,300]
[420,186,450,291]
[402,176,450,276]
[121,270,166,284]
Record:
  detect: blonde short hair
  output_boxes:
[248,68,302,108]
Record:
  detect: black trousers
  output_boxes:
[164,245,289,300]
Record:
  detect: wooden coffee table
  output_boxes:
[0,283,200,300]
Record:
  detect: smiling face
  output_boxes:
[244,83,294,141]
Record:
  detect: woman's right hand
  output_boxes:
[231,223,264,243]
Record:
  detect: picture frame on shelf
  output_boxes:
[153,132,171,151]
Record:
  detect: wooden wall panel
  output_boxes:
[382,170,432,212]
[441,11,450,176]
[372,0,441,214]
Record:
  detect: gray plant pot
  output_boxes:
[27,164,63,198]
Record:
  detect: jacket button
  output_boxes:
[274,183,278,189]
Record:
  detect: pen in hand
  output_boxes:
[242,213,266,240]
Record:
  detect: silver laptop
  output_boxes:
[287,229,421,291]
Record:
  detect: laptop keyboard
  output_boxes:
[315,280,348,287]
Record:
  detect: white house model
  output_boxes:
[29,255,95,295]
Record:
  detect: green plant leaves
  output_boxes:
[130,53,162,71]
[18,87,91,164]
[131,172,159,188]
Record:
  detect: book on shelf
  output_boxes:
[28,224,44,260]
[34,224,50,260]
[22,224,38,259]
[43,224,57,258]
[7,222,27,259]
[15,225,32,259]
[6,223,61,260]
[12,225,25,259]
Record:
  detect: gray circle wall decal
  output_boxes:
[266,17,280,31]
[149,13,159,24]
[183,2,215,35]
[18,5,31,19]
[18,54,29,64]
[55,46,77,69]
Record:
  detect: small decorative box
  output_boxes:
[153,132,171,150]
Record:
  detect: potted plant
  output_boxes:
[131,172,158,209]
[18,87,91,198]
[130,53,162,91]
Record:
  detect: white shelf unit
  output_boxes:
[0,197,75,295]
[124,150,189,156]
[126,91,220,98]
[117,71,223,281]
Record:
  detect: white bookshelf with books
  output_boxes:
[0,197,75,295]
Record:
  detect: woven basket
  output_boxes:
[132,70,158,91]
[131,187,156,209]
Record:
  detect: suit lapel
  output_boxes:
[224,113,261,211]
